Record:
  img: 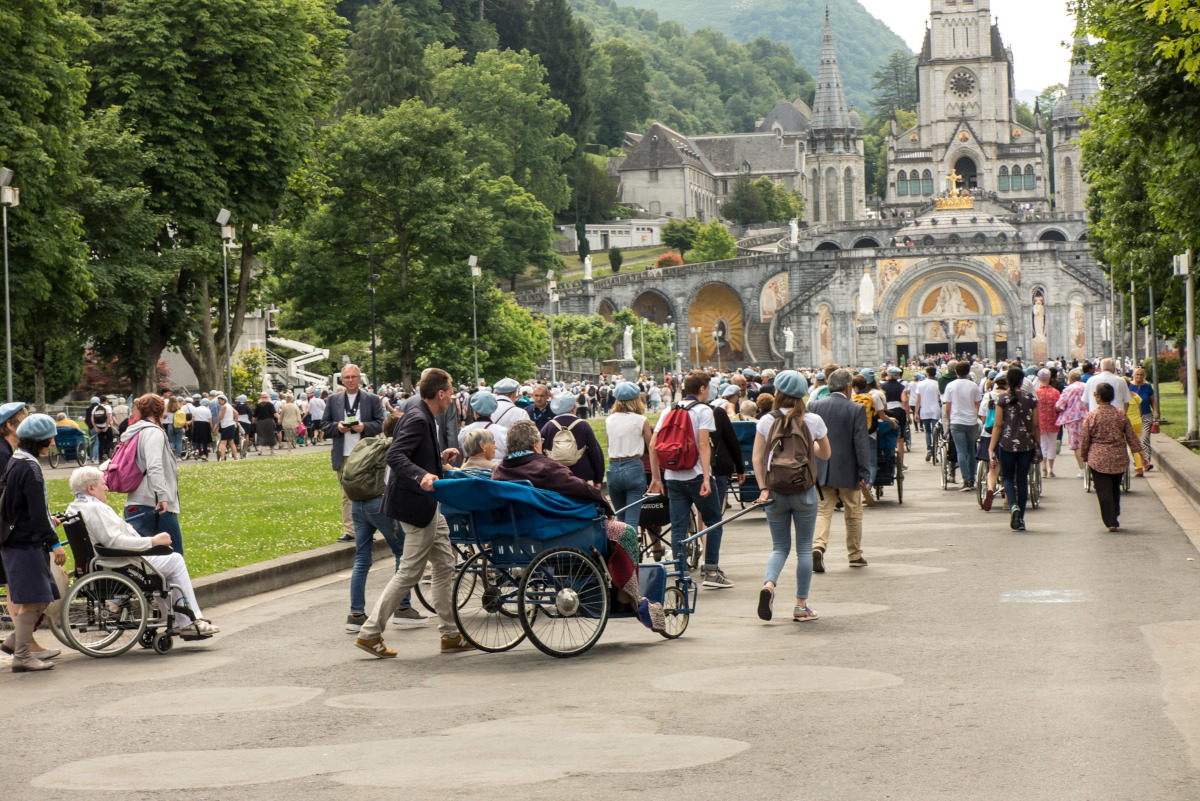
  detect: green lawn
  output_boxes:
[47,451,344,579]
[43,415,665,579]
[1156,380,1188,440]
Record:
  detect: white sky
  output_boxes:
[856,0,1079,98]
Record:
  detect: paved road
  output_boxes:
[5,455,1200,800]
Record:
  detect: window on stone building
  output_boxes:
[844,168,854,220]
[897,170,908,196]
[1023,165,1035,190]
[998,166,1009,191]
[649,169,659,182]
[922,169,933,195]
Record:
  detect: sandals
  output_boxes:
[175,619,220,640]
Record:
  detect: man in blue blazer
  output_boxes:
[808,367,872,572]
[321,364,387,542]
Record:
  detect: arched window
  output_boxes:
[998,166,1009,192]
[825,167,840,222]
[909,170,921,188]
[922,169,933,195]
[1060,156,1074,209]
[844,167,854,220]
[1013,164,1022,188]
[1024,164,1035,190]
[812,169,821,220]
[897,170,908,196]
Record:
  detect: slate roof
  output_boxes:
[810,10,854,131]
[1052,31,1100,122]
[691,133,800,176]
[618,122,715,173]
[757,101,811,135]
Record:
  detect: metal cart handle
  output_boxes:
[611,494,657,518]
[681,498,774,544]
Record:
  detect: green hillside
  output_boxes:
[572,0,912,113]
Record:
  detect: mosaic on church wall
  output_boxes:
[689,284,744,364]
[1069,297,1086,360]
[1031,287,1048,361]
[759,273,788,323]
[632,292,671,325]
[875,254,1022,296]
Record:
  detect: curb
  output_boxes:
[193,537,392,608]
[1150,433,1200,512]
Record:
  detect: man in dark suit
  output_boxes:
[808,368,872,572]
[354,368,473,657]
[321,364,387,543]
[398,368,460,465]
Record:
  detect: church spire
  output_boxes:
[1054,18,1100,122]
[810,8,852,130]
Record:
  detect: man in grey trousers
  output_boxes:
[808,368,872,572]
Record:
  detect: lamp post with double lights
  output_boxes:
[546,270,558,384]
[690,326,701,368]
[216,209,235,400]
[711,326,724,373]
[639,316,647,376]
[663,318,676,374]
[469,255,480,388]
[0,168,17,403]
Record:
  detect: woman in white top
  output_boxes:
[457,391,508,465]
[605,381,659,528]
[647,383,662,412]
[751,371,831,625]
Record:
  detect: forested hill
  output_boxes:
[571,0,912,112]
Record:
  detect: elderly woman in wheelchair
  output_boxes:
[63,466,217,655]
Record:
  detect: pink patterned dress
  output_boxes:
[1055,380,1089,450]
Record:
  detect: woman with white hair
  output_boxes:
[458,427,497,477]
[65,466,218,637]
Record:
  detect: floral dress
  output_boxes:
[1055,380,1089,450]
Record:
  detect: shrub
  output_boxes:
[655,252,684,269]
[1144,352,1180,381]
[609,246,624,273]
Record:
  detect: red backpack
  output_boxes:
[654,401,700,471]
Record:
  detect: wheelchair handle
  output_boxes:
[681,498,774,544]
[611,494,657,517]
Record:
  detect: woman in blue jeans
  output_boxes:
[750,371,831,623]
[604,382,659,528]
[119,394,186,555]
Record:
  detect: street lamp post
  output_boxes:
[639,316,646,376]
[469,255,480,388]
[216,209,235,400]
[546,270,557,384]
[0,168,18,403]
[367,219,379,390]
[690,326,701,368]
[712,327,723,373]
[1175,249,1197,440]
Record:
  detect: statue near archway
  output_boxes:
[858,269,875,316]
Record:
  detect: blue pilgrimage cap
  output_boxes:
[470,391,498,416]
[859,368,875,384]
[550,394,575,415]
[774,370,808,398]
[0,401,26,426]
[742,368,758,378]
[17,413,56,440]
[721,383,741,398]
[613,382,639,401]
[494,377,520,394]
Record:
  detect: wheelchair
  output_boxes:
[58,512,212,657]
[937,422,958,490]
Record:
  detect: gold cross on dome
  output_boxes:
[945,169,962,190]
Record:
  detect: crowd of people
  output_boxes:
[0,349,1163,671]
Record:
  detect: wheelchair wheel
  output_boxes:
[976,461,989,509]
[75,441,88,467]
[1029,469,1042,509]
[896,470,904,504]
[48,448,61,469]
[180,437,193,461]
[153,631,173,654]
[1121,466,1131,492]
[452,551,526,652]
[1084,467,1092,494]
[139,629,155,649]
[61,571,149,657]
[0,586,12,643]
[518,547,609,658]
[939,445,952,489]
[659,586,689,639]
[930,427,942,465]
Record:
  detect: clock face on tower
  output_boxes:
[948,69,977,98]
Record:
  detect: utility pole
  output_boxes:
[1130,280,1137,366]
[1149,279,1160,410]
[1176,249,1197,440]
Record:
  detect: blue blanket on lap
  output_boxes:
[431,476,599,541]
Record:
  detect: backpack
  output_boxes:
[173,408,188,428]
[0,461,15,546]
[340,436,390,501]
[764,410,818,495]
[104,432,145,493]
[851,393,878,433]
[654,401,700,471]
[548,419,586,466]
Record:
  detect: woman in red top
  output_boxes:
[1034,369,1061,478]
[1080,382,1149,531]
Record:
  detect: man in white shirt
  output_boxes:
[308,391,327,442]
[491,377,531,428]
[913,365,942,460]
[321,365,386,542]
[943,361,983,490]
[1087,358,1132,413]
[648,369,731,589]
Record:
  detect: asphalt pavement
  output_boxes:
[5,452,1200,800]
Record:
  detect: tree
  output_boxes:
[609,246,623,273]
[336,0,433,115]
[527,0,593,153]
[662,217,702,259]
[478,176,559,291]
[591,38,653,148]
[431,47,574,212]
[272,101,496,387]
[83,0,345,393]
[0,0,92,405]
[613,309,671,372]
[687,220,737,263]
[548,313,617,369]
[870,49,917,116]
[568,156,619,223]
[718,175,768,224]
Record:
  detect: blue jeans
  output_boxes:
[89,427,99,462]
[606,459,647,529]
[166,423,183,457]
[349,496,408,614]
[923,415,936,451]
[124,505,184,555]
[764,487,819,600]
[999,449,1035,515]
[868,439,879,485]
[666,476,724,569]
[950,423,980,485]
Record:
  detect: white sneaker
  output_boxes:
[1076,469,1084,478]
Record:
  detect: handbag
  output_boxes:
[1151,420,1161,434]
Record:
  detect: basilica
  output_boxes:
[520,1,1110,372]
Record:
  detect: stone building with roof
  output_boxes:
[885,0,1050,209]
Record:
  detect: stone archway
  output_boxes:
[597,298,617,322]
[954,154,979,189]
[632,290,675,324]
